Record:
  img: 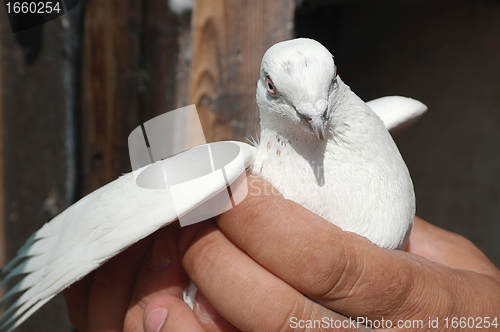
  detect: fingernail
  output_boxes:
[145,308,168,332]
[149,241,171,270]
[195,293,221,322]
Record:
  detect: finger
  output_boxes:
[192,290,240,332]
[143,294,205,332]
[180,223,245,332]
[181,220,370,332]
[407,216,500,276]
[63,272,94,331]
[213,175,450,321]
[87,235,154,332]
[124,224,190,332]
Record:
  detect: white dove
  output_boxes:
[0,38,426,331]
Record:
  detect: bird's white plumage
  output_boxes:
[0,38,426,331]
[251,38,417,249]
[366,96,427,130]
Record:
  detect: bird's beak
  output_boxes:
[294,100,328,141]
[308,116,326,140]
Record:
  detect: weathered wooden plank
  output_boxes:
[189,0,296,143]
[81,0,197,190]
[0,9,72,332]
[140,0,181,121]
[81,0,144,193]
[138,2,201,155]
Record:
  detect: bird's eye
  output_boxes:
[265,77,276,95]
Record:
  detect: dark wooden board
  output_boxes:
[0,8,72,332]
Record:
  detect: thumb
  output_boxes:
[406,217,500,276]
[214,176,454,324]
[143,295,205,332]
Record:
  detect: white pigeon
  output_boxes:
[0,38,426,331]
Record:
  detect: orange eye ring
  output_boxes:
[265,76,276,95]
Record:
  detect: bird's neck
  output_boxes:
[254,118,329,182]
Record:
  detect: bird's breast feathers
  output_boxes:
[252,108,414,250]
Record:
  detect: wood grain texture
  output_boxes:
[0,10,71,332]
[189,0,296,143]
[140,0,181,121]
[82,0,193,193]
[82,0,144,193]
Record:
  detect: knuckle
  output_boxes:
[297,241,353,300]
[318,251,359,301]
[312,244,415,316]
[276,297,312,332]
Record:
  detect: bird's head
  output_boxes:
[257,38,339,141]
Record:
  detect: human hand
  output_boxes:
[63,216,243,331]
[65,175,500,331]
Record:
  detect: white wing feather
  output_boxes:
[0,141,255,332]
[367,96,428,131]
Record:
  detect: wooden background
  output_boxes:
[1,0,500,330]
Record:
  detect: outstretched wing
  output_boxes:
[0,141,255,332]
[367,96,428,131]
